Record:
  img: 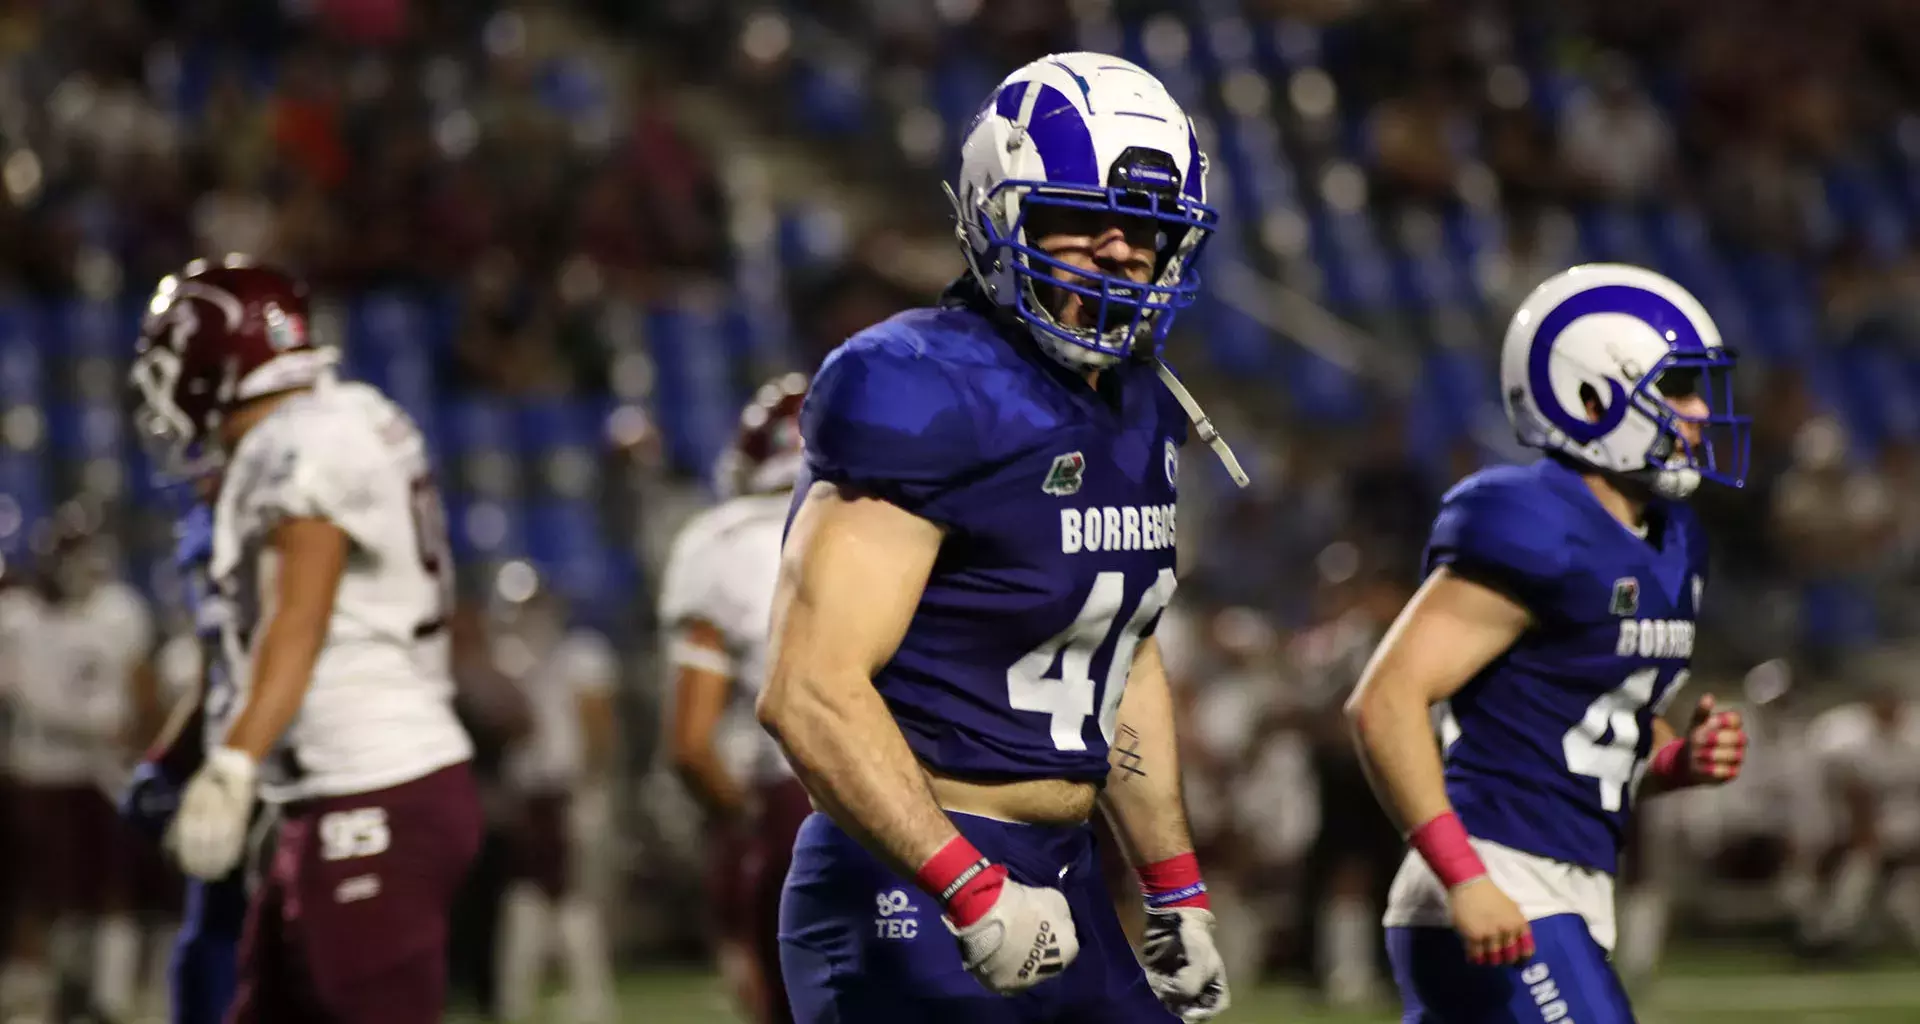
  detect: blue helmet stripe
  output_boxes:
[1527,284,1706,443]
[1023,84,1100,187]
[1184,123,1205,202]
[994,81,1029,120]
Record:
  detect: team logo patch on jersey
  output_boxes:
[1042,451,1087,496]
[1164,439,1179,488]
[1609,577,1640,617]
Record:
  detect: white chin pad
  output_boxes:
[1652,466,1700,499]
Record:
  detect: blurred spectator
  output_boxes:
[1771,417,1896,665]
[1477,206,1578,319]
[270,48,350,191]
[1558,55,1674,202]
[1341,412,1439,574]
[191,158,277,261]
[1367,76,1472,201]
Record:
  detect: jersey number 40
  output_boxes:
[1563,666,1688,811]
[1008,568,1178,752]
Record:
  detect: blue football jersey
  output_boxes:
[1424,457,1708,875]
[798,294,1187,782]
[174,504,235,728]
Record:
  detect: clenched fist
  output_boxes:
[1449,878,1535,967]
[946,876,1080,994]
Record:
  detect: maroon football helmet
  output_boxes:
[130,256,337,477]
[716,372,808,497]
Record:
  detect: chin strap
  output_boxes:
[1153,359,1249,489]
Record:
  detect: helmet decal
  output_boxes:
[1525,284,1705,444]
[1016,85,1100,186]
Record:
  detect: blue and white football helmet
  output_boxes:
[1501,263,1749,499]
[948,52,1218,372]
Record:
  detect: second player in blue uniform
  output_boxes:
[121,498,249,1024]
[1348,263,1755,1023]
[759,51,1242,1024]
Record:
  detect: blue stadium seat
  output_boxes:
[0,306,44,408]
[43,402,125,460]
[1194,299,1275,377]
[645,303,740,477]
[517,400,598,454]
[57,300,136,359]
[546,543,639,629]
[1280,346,1368,424]
[444,397,517,455]
[792,60,870,138]
[0,452,47,556]
[442,398,523,498]
[448,496,527,560]
[525,501,602,567]
[351,293,450,354]
[932,55,997,134]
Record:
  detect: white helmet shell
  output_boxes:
[1501,263,1748,498]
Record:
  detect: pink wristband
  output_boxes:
[1137,852,1210,910]
[1409,811,1488,889]
[915,836,1007,928]
[1647,737,1688,784]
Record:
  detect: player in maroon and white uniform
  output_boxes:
[490,562,619,1024]
[131,257,479,1023]
[662,373,811,1024]
[1,506,159,1021]
[1799,688,1920,953]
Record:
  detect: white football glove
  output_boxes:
[1141,906,1231,1021]
[945,877,1079,995]
[165,747,259,880]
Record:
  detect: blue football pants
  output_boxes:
[1387,914,1635,1024]
[778,811,1177,1023]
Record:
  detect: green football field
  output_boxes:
[460,950,1920,1023]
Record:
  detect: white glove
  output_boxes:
[165,747,259,880]
[1141,906,1231,1021]
[945,877,1079,995]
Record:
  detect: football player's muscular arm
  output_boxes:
[668,619,746,817]
[221,517,349,759]
[757,481,958,878]
[1348,566,1538,965]
[1099,635,1197,865]
[1345,567,1531,833]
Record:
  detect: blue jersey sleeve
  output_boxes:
[1425,473,1574,614]
[801,331,983,523]
[173,504,214,569]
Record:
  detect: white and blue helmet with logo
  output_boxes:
[949,52,1218,372]
[1501,263,1750,499]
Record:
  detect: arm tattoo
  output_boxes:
[1110,724,1147,781]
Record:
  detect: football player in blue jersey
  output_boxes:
[121,492,249,1024]
[757,52,1245,1023]
[1347,263,1754,1023]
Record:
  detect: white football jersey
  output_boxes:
[1809,701,1920,852]
[657,492,791,786]
[211,378,472,803]
[502,628,617,792]
[6,582,152,786]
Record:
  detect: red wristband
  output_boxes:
[915,836,1006,928]
[1647,737,1688,784]
[1409,811,1488,889]
[1137,852,1210,910]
